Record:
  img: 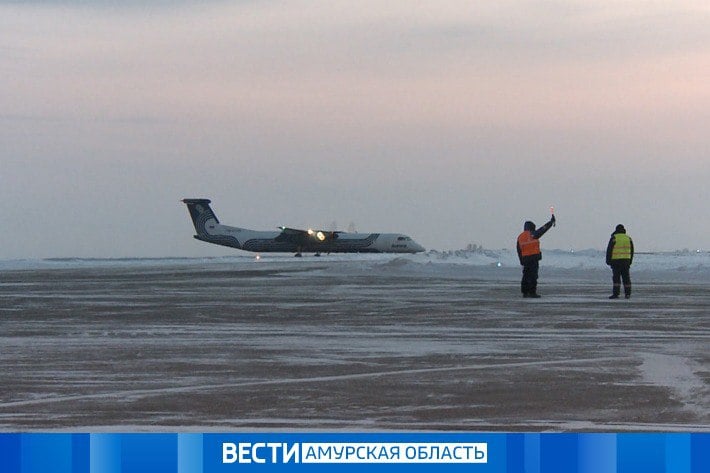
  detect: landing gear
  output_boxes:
[314,253,321,257]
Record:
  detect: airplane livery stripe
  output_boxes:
[196,234,241,249]
[241,239,297,252]
[241,234,381,253]
[194,208,213,236]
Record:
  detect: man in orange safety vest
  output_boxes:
[516,214,556,298]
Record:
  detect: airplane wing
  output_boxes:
[275,227,340,244]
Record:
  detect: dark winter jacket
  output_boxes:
[606,229,634,265]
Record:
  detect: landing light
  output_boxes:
[316,231,326,241]
[307,228,314,235]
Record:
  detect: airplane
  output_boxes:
[182,198,425,256]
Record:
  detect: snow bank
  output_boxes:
[1,249,708,275]
[423,248,710,273]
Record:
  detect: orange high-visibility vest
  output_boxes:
[517,231,541,257]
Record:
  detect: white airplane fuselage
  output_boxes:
[182,199,425,254]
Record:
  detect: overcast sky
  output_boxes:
[1,1,708,258]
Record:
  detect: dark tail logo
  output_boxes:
[182,198,219,236]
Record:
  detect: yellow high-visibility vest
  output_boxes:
[611,234,632,260]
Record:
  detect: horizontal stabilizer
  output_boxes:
[182,198,211,205]
[182,198,220,231]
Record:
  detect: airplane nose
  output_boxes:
[413,242,425,252]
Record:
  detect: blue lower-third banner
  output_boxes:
[0,432,708,473]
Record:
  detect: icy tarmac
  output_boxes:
[0,251,708,431]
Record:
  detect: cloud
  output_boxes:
[3,1,708,153]
[1,1,708,256]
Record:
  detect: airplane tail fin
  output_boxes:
[182,198,219,236]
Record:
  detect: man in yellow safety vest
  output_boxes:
[605,224,634,299]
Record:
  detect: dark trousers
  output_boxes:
[610,260,632,296]
[521,260,539,295]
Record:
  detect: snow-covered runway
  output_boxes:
[0,251,708,431]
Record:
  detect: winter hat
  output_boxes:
[615,224,626,233]
[524,221,535,231]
